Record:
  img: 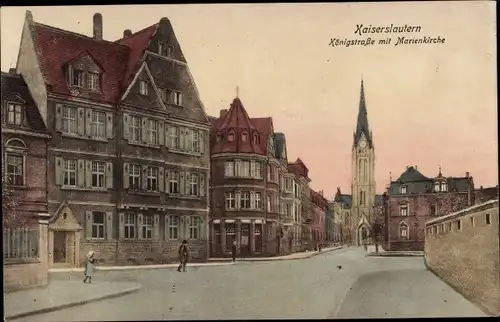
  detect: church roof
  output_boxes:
[396,166,430,182]
[353,79,373,148]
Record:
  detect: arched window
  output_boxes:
[440,181,448,192]
[399,222,408,240]
[227,130,235,142]
[4,138,27,186]
[241,131,248,142]
[434,182,441,192]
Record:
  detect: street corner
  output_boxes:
[4,281,142,321]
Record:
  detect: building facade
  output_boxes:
[332,188,353,245]
[1,70,50,227]
[386,166,474,251]
[288,158,312,251]
[310,189,327,248]
[474,185,499,205]
[209,97,283,257]
[15,11,210,267]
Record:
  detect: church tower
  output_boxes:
[351,79,377,246]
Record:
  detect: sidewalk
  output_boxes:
[49,260,235,273]
[209,245,344,262]
[4,280,142,321]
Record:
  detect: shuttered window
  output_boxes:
[91,161,106,188]
[129,164,141,190]
[124,213,136,239]
[130,116,141,142]
[188,173,199,196]
[91,211,105,239]
[62,106,78,134]
[63,159,77,187]
[141,215,153,240]
[146,167,159,192]
[90,110,106,138]
[189,216,201,240]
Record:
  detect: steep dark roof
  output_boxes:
[1,71,47,132]
[341,195,352,208]
[475,186,499,203]
[353,79,373,148]
[334,187,343,202]
[396,166,430,182]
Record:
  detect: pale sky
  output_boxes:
[1,2,497,198]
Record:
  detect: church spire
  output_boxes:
[354,78,372,147]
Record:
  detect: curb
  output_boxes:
[366,252,424,257]
[5,284,142,321]
[49,261,235,273]
[235,246,344,263]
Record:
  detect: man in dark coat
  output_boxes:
[231,240,237,262]
[177,240,189,272]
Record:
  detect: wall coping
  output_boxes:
[425,199,498,227]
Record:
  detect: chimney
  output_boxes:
[465,172,469,178]
[220,109,228,118]
[123,29,132,38]
[8,68,16,75]
[93,13,103,40]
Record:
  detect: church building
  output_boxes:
[333,80,383,246]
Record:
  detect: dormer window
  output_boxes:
[6,103,23,125]
[69,67,100,91]
[158,41,174,58]
[252,134,259,144]
[440,182,448,192]
[139,80,148,95]
[400,185,407,194]
[434,182,441,192]
[167,90,182,106]
[241,132,248,142]
[227,131,235,142]
[217,133,224,143]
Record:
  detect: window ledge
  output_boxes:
[134,191,161,196]
[60,186,109,192]
[4,258,41,265]
[226,208,262,212]
[168,194,201,200]
[129,141,161,149]
[6,185,28,190]
[224,175,263,180]
[168,149,201,157]
[61,133,109,143]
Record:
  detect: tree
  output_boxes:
[437,193,469,216]
[2,169,22,227]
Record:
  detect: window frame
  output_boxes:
[225,192,236,209]
[399,205,409,217]
[255,192,262,210]
[91,211,106,239]
[124,213,136,239]
[91,161,106,188]
[90,109,106,138]
[62,105,78,135]
[167,126,179,149]
[240,191,250,209]
[189,173,199,196]
[168,215,179,240]
[168,170,180,194]
[189,216,200,240]
[63,159,77,187]
[146,166,159,192]
[6,102,23,126]
[5,153,24,186]
[139,80,148,96]
[399,222,409,240]
[141,214,153,240]
[148,119,158,145]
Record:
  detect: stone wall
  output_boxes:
[425,199,499,316]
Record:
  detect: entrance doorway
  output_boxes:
[358,225,369,245]
[53,231,67,263]
[240,224,250,256]
[226,223,236,253]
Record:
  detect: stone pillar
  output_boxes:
[236,220,241,255]
[250,221,255,254]
[38,213,51,286]
[221,221,226,254]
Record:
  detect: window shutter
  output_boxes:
[123,113,129,140]
[199,216,206,239]
[158,122,165,146]
[55,157,63,185]
[200,173,205,197]
[55,104,63,132]
[106,161,113,189]
[137,213,143,240]
[142,165,148,190]
[77,107,85,135]
[85,109,92,136]
[142,118,148,144]
[179,128,185,150]
[179,172,185,195]
[123,163,129,189]
[85,160,92,188]
[106,211,113,240]
[159,167,165,192]
[85,211,92,240]
[165,215,170,240]
[185,171,190,195]
[119,213,125,239]
[236,191,241,209]
[153,214,160,240]
[199,130,205,154]
[106,112,114,139]
[165,170,170,193]
[77,159,85,187]
[250,192,255,209]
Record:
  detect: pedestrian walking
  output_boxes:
[231,240,237,262]
[83,250,96,283]
[363,239,368,252]
[177,240,189,272]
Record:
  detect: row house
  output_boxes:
[1,70,50,232]
[288,158,311,252]
[209,96,283,257]
[15,11,210,267]
[385,166,474,251]
[310,189,327,247]
[332,188,353,245]
[326,201,341,244]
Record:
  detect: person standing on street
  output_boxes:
[83,250,96,283]
[231,240,237,262]
[177,240,189,272]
